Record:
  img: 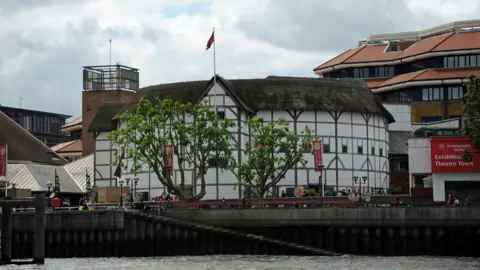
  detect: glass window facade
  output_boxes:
[444,54,480,68]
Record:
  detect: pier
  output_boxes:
[0,193,45,265]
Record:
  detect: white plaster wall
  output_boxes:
[407,138,431,174]
[432,172,480,202]
[382,104,411,131]
[92,82,391,200]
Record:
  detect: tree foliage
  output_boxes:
[108,98,236,203]
[462,75,480,160]
[236,117,313,206]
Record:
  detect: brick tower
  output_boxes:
[82,64,138,156]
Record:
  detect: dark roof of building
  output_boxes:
[0,112,68,165]
[88,102,127,132]
[0,106,71,119]
[389,131,410,155]
[89,75,395,132]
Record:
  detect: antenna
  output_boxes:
[19,96,24,108]
[109,39,112,66]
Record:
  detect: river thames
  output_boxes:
[0,256,479,269]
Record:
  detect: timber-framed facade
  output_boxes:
[89,76,394,200]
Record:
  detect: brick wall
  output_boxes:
[82,90,135,156]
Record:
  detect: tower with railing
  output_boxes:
[82,64,139,156]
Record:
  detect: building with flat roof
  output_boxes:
[0,105,73,147]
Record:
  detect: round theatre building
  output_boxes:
[90,75,394,200]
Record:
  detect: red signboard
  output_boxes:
[0,145,7,177]
[312,140,323,172]
[164,144,174,176]
[431,136,480,173]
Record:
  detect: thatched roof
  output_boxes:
[0,112,67,165]
[89,75,395,132]
[88,102,126,132]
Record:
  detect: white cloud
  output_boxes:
[0,0,479,119]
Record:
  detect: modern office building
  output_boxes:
[0,105,73,147]
[89,75,394,200]
[314,20,480,123]
[313,20,480,194]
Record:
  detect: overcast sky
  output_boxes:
[1,0,479,119]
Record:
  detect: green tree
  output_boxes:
[462,75,480,161]
[108,98,236,203]
[236,117,313,207]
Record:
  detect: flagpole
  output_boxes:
[4,144,7,198]
[213,27,217,112]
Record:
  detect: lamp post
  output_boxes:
[317,165,324,202]
[46,181,52,207]
[125,177,131,203]
[118,179,124,205]
[353,176,368,204]
[85,172,92,203]
[133,177,139,202]
[46,181,52,197]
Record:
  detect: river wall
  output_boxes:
[5,208,480,258]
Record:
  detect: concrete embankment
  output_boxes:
[4,210,336,258]
[167,207,480,257]
[3,207,480,258]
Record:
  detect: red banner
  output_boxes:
[312,140,323,172]
[0,145,7,177]
[431,136,480,173]
[164,144,174,176]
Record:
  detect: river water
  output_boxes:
[1,255,479,270]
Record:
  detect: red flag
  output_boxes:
[312,140,323,172]
[0,145,7,177]
[206,31,215,50]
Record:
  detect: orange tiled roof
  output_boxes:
[314,31,480,72]
[314,47,364,70]
[61,116,82,129]
[374,67,480,88]
[399,33,453,58]
[433,31,480,51]
[345,44,401,63]
[51,140,82,153]
[364,78,388,88]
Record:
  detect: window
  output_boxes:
[422,88,429,101]
[459,56,466,67]
[444,55,480,68]
[356,139,364,154]
[216,111,225,119]
[371,146,375,156]
[391,157,408,171]
[323,138,330,153]
[373,66,395,78]
[379,148,383,157]
[208,157,228,167]
[421,88,444,101]
[421,116,443,123]
[447,86,464,100]
[382,92,412,105]
[353,67,370,78]
[471,55,477,67]
[323,143,330,153]
[341,139,348,153]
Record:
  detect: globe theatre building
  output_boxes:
[88,75,394,200]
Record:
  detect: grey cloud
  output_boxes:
[236,0,442,53]
[0,18,103,117]
[0,0,82,15]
